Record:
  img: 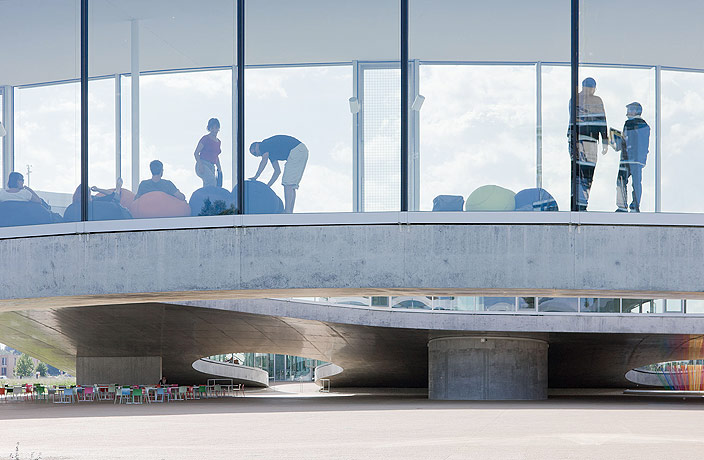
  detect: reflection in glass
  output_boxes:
[622,299,653,314]
[391,296,431,310]
[539,297,578,312]
[580,297,620,313]
[481,297,515,312]
[686,300,704,314]
[518,297,536,312]
[245,1,398,214]
[14,83,79,218]
[418,65,535,212]
[571,77,608,211]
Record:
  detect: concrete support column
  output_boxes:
[77,356,161,385]
[428,336,548,400]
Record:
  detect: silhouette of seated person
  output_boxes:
[72,177,124,205]
[136,160,186,201]
[0,172,45,205]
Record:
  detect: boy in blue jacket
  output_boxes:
[615,102,650,212]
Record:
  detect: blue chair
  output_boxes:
[54,388,73,404]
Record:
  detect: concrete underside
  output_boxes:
[1,299,703,388]
[77,356,162,386]
[2,224,704,392]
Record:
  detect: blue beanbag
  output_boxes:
[432,195,464,211]
[189,186,234,216]
[0,201,61,227]
[231,180,284,214]
[514,188,558,211]
[63,201,132,222]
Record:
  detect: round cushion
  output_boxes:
[64,201,132,222]
[514,188,558,211]
[189,186,234,216]
[465,185,515,211]
[231,180,284,214]
[128,191,191,218]
[0,201,56,227]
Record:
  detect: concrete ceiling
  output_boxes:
[2,298,704,388]
[2,0,703,87]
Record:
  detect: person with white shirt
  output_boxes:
[0,172,43,203]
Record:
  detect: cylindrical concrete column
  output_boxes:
[429,336,548,400]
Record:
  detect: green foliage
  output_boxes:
[199,198,236,216]
[14,354,34,378]
[35,362,48,377]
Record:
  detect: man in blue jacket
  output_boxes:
[615,102,650,212]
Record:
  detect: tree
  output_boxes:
[14,353,34,378]
[36,362,48,377]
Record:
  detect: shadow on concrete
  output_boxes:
[2,390,704,421]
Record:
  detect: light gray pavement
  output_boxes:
[1,385,704,459]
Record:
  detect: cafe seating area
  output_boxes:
[0,382,244,405]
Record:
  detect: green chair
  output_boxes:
[129,388,144,405]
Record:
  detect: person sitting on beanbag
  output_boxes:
[136,160,186,201]
[0,172,45,205]
[72,177,125,205]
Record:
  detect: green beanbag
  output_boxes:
[465,185,516,211]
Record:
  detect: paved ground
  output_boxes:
[1,384,704,459]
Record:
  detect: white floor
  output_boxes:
[1,388,703,459]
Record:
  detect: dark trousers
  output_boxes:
[616,162,643,212]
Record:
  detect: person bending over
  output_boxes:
[249,135,308,213]
[136,160,186,201]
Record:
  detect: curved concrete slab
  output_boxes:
[192,358,269,387]
[3,222,704,311]
[314,363,344,383]
[2,299,704,389]
[625,369,665,387]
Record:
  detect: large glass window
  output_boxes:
[87,0,236,221]
[1,0,80,228]
[579,0,677,213]
[661,70,704,213]
[410,0,569,213]
[245,0,400,214]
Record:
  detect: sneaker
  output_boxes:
[615,208,628,212]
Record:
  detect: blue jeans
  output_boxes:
[616,162,643,211]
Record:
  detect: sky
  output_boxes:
[4,62,704,215]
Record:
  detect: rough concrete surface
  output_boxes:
[1,385,704,459]
[428,337,548,400]
[4,224,704,307]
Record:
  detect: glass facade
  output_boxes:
[302,295,704,315]
[210,352,324,382]
[0,0,702,224]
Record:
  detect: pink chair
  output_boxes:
[77,386,95,402]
